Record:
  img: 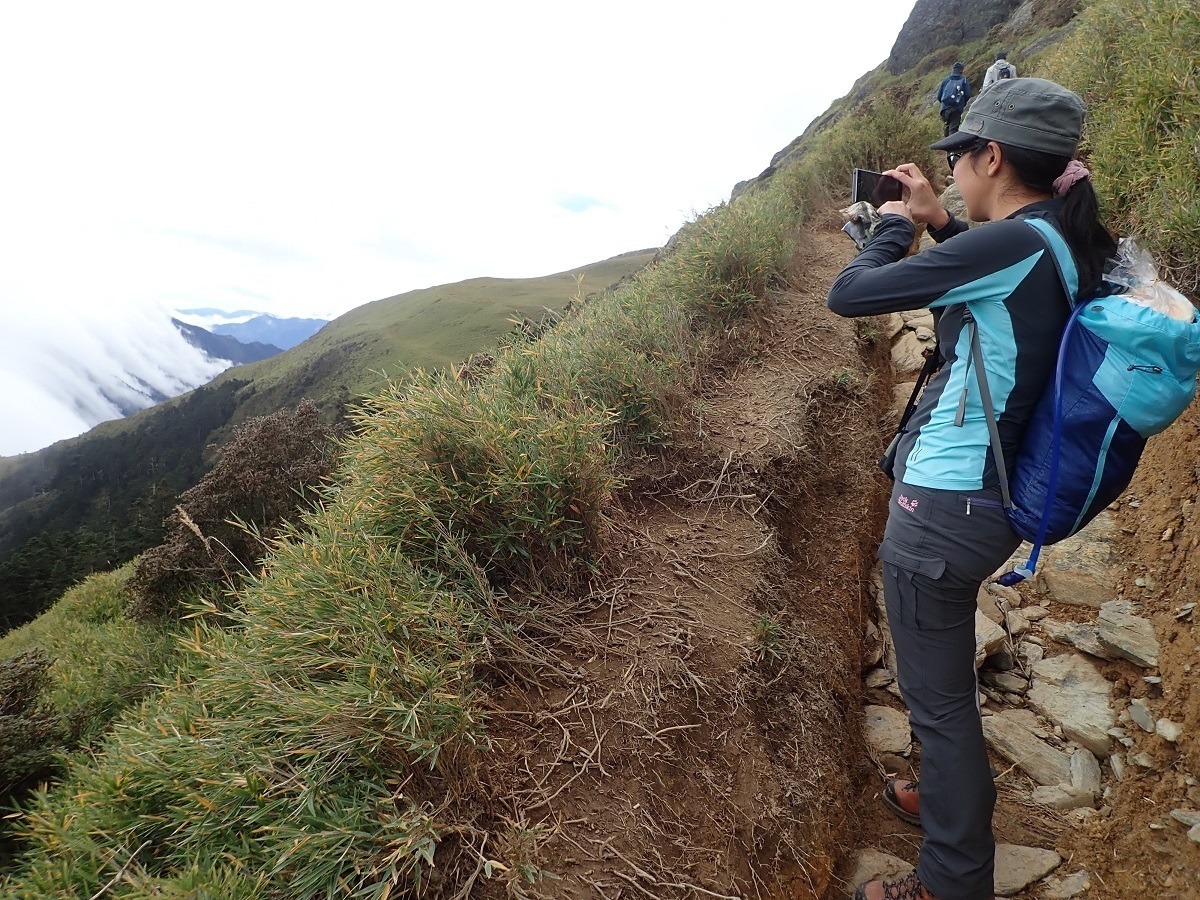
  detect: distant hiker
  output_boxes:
[981,51,1017,92]
[827,78,1116,900]
[936,62,971,136]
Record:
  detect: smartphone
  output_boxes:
[852,168,904,206]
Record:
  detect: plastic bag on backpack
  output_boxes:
[1106,238,1195,322]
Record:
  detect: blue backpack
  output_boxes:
[943,76,967,107]
[971,217,1200,585]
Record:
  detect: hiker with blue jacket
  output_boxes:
[827,78,1116,900]
[936,62,971,136]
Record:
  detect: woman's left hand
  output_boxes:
[878,200,913,221]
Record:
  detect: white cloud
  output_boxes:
[0,0,916,454]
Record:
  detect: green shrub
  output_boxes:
[128,400,342,619]
[1049,0,1200,293]
[0,649,60,797]
[0,569,179,750]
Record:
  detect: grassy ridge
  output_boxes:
[1048,0,1200,293]
[5,1,1196,894]
[0,189,800,897]
[207,251,660,424]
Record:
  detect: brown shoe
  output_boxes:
[853,871,938,900]
[882,768,1000,827]
[882,778,921,826]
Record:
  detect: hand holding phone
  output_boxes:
[852,168,904,206]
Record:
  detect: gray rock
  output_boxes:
[983,709,1072,786]
[1158,720,1185,743]
[1097,599,1160,668]
[978,585,1007,625]
[864,705,912,756]
[1019,641,1044,667]
[891,382,917,423]
[900,309,935,330]
[994,844,1061,896]
[1129,699,1156,733]
[1031,784,1097,809]
[848,849,912,896]
[976,610,1008,667]
[988,649,1017,671]
[1027,654,1114,756]
[886,313,907,340]
[986,581,1023,609]
[1069,748,1102,795]
[1190,823,1200,844]
[1042,619,1115,660]
[1043,870,1092,899]
[981,671,1028,694]
[1109,753,1126,781]
[1021,605,1050,621]
[1130,751,1155,769]
[865,668,895,689]
[1038,513,1119,607]
[891,331,927,375]
[1170,808,1200,827]
[1006,611,1031,637]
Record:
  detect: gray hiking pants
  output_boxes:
[878,480,1020,900]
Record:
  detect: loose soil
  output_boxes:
[468,219,1200,898]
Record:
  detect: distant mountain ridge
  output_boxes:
[172,318,283,365]
[212,315,327,350]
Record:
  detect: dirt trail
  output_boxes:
[475,225,883,898]
[473,219,1198,898]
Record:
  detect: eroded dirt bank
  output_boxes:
[473,226,883,898]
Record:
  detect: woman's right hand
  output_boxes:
[885,163,951,230]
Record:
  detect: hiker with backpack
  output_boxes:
[981,51,1017,93]
[936,62,971,137]
[826,78,1120,900]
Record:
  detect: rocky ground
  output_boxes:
[857,298,1200,899]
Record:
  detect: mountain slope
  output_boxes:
[0,249,655,630]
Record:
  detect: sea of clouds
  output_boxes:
[0,305,229,456]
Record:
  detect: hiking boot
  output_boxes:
[883,778,921,826]
[853,871,938,900]
[882,768,1000,826]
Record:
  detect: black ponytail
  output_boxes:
[999,143,1117,297]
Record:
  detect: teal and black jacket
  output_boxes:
[827,200,1071,491]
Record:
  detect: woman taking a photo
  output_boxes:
[826,78,1116,900]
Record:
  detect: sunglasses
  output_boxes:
[947,141,991,172]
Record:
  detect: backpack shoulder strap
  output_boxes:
[1022,216,1080,308]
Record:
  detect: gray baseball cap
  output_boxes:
[931,77,1086,157]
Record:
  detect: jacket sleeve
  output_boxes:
[827,217,1044,317]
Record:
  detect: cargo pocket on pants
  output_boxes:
[878,539,974,631]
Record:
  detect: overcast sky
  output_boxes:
[0,1,915,455]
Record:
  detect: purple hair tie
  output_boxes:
[1053,159,1091,197]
